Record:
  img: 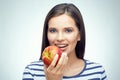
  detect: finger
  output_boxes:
[60,53,68,66]
[60,53,68,72]
[43,64,48,73]
[47,54,59,70]
[58,52,68,70]
[58,52,67,65]
[54,52,67,71]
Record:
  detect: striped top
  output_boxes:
[22,60,107,80]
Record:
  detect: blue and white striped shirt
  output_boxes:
[22,60,107,80]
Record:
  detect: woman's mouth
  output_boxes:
[55,44,68,51]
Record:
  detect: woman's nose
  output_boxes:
[57,32,64,41]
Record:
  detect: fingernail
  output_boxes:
[62,52,67,56]
[55,54,58,57]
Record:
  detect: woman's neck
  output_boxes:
[67,51,79,66]
[63,52,85,76]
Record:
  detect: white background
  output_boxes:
[0,0,120,80]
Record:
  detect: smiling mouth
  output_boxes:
[55,44,68,51]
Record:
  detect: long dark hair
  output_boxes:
[40,3,85,59]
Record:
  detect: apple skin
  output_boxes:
[42,46,62,66]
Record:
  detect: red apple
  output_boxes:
[42,46,62,66]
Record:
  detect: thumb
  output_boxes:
[43,64,48,73]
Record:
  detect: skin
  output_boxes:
[44,14,85,80]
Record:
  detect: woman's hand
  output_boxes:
[44,52,68,80]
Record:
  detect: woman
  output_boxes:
[23,3,107,80]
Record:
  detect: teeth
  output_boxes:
[56,44,67,48]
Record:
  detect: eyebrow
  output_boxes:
[48,27,56,29]
[64,27,74,29]
[48,26,75,30]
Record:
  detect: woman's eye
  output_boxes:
[49,28,56,33]
[65,29,72,33]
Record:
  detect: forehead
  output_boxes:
[48,14,76,28]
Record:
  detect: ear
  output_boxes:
[77,37,80,41]
[77,32,81,41]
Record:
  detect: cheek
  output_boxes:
[47,34,56,44]
[66,34,79,43]
[68,37,78,45]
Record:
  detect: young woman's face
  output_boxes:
[47,14,80,55]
